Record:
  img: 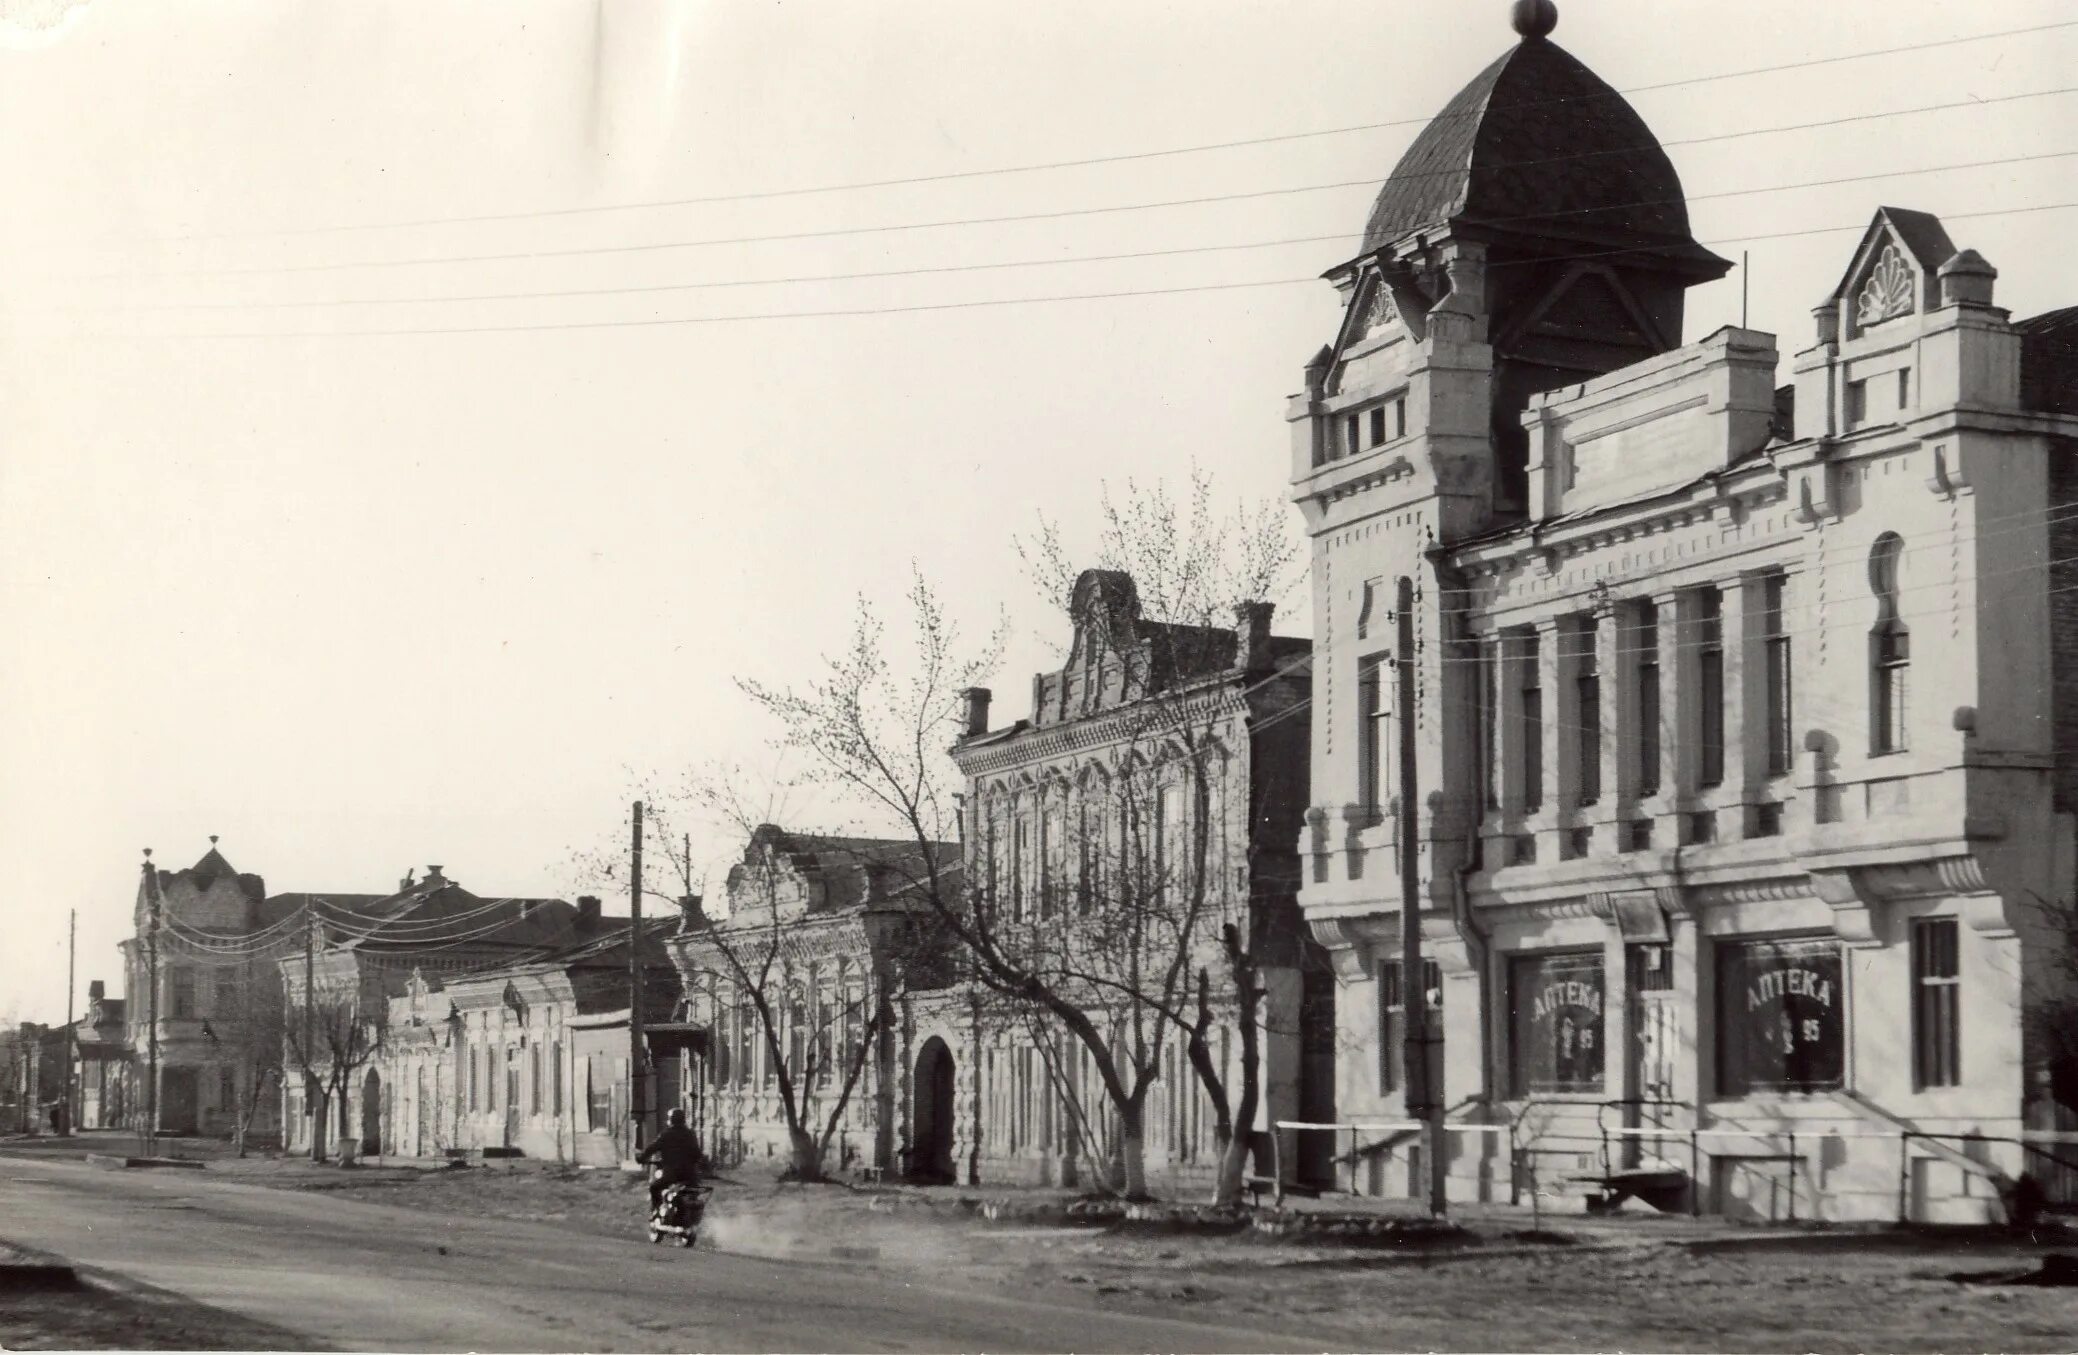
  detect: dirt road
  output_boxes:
[0,1155,1327,1353]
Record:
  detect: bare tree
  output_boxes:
[740,468,1300,1201]
[283,986,381,1162]
[573,770,941,1184]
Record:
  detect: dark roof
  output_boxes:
[740,827,959,911]
[155,844,266,904]
[2019,304,2078,416]
[1877,206,1957,271]
[1358,34,1722,274]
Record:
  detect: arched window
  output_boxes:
[1870,533,1910,754]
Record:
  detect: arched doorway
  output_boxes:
[911,1037,956,1183]
[360,1069,382,1156]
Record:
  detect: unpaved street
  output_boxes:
[0,1157,1325,1353]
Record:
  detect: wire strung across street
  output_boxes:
[107,85,2078,285]
[77,149,2078,316]
[104,19,2078,243]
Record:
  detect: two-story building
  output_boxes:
[1288,1,2078,1221]
[673,825,959,1177]
[941,570,1328,1193]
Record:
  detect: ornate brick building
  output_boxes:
[1289,2,2078,1220]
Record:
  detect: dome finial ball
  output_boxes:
[1511,0,1558,39]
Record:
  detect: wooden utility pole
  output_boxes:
[64,909,76,1135]
[304,907,322,1161]
[1395,577,1446,1217]
[142,851,161,1151]
[628,800,648,1149]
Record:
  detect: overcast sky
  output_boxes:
[1,0,2072,1022]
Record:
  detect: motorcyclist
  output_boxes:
[636,1107,703,1212]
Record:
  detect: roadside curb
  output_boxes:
[84,1153,208,1172]
[0,1239,80,1291]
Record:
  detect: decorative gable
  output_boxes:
[1829,208,1957,342]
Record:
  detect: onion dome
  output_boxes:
[1358,2,1725,279]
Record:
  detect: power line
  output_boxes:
[112,19,2078,244]
[85,84,2078,284]
[79,149,2078,316]
[49,200,2078,340]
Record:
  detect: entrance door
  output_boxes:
[505,1053,521,1149]
[1625,944,1680,1170]
[161,1067,200,1135]
[360,1069,383,1156]
[911,1038,955,1183]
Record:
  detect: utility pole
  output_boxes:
[142,851,161,1153]
[628,800,648,1150]
[305,907,322,1161]
[64,909,76,1136]
[1395,577,1446,1217]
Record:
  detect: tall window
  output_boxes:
[1041,803,1065,918]
[1377,958,1443,1094]
[1393,396,1408,440]
[1871,533,1910,754]
[170,967,196,1019]
[1763,573,1793,777]
[1357,578,1381,641]
[1011,812,1029,918]
[1477,642,1498,812]
[1368,406,1386,446]
[1634,602,1661,797]
[1358,654,1391,813]
[1519,634,1543,814]
[1697,588,1725,788]
[1570,617,1601,806]
[1912,919,1961,1089]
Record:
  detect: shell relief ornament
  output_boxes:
[1855,244,1916,330]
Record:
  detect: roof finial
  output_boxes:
[1511,0,1558,39]
[209,835,219,846]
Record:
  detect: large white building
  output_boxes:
[1290,1,2078,1221]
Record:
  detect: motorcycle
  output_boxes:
[647,1171,711,1248]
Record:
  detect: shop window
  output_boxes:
[1912,919,1960,1089]
[1508,952,1605,1096]
[1716,936,1844,1096]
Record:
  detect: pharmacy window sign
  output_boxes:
[1509,951,1606,1095]
[1717,935,1844,1096]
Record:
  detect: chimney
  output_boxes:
[1236,601,1274,671]
[425,865,445,884]
[88,980,105,1002]
[961,687,992,738]
[400,868,416,891]
[677,894,708,933]
[1938,249,1998,308]
[864,863,891,905]
[577,896,601,930]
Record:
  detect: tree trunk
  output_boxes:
[1118,1093,1150,1200]
[787,1124,824,1182]
[309,1091,329,1162]
[1211,930,1264,1209]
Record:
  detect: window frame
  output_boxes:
[1911,918,1961,1090]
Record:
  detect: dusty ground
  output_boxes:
[10,1137,2078,1351]
[200,1156,2078,1353]
[0,1275,323,1351]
